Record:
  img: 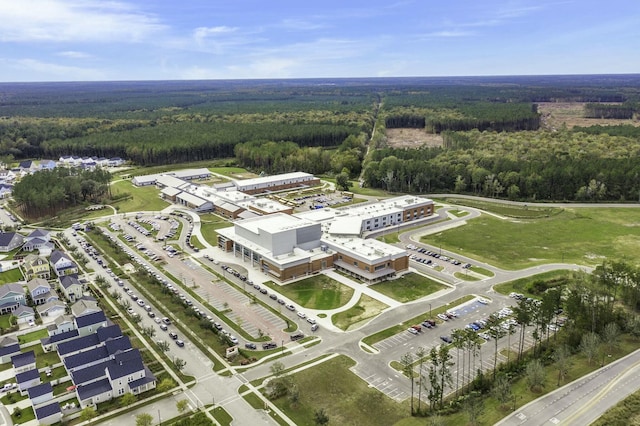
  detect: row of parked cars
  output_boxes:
[407,318,438,335]
[405,244,471,268]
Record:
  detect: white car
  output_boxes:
[297,311,306,319]
[306,317,316,325]
[408,327,419,335]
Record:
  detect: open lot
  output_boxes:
[263,275,354,310]
[332,294,389,331]
[268,355,409,426]
[422,208,640,269]
[370,272,447,303]
[537,102,640,130]
[385,128,444,149]
[111,180,170,212]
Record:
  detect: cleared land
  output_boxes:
[332,294,389,331]
[263,275,354,310]
[422,208,640,270]
[370,272,447,303]
[111,180,170,212]
[385,128,443,149]
[268,355,408,426]
[538,102,640,130]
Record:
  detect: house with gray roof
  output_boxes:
[0,337,20,364]
[0,282,26,314]
[71,298,100,318]
[34,401,61,425]
[22,254,51,281]
[75,310,107,336]
[12,350,36,373]
[26,278,56,305]
[36,300,66,320]
[50,250,78,278]
[16,368,40,394]
[13,305,35,325]
[59,274,83,302]
[0,232,24,252]
[0,183,12,199]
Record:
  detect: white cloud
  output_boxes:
[0,58,105,81]
[279,19,327,31]
[0,0,165,43]
[57,51,93,59]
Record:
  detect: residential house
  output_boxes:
[34,402,62,425]
[40,329,79,352]
[48,315,74,336]
[95,157,109,168]
[58,334,101,358]
[59,275,83,302]
[12,350,36,374]
[13,305,35,324]
[74,310,107,336]
[0,170,16,183]
[63,335,131,373]
[23,229,52,253]
[108,157,125,167]
[36,301,66,320]
[0,282,26,314]
[70,298,100,318]
[0,232,24,252]
[39,160,57,171]
[28,382,53,406]
[18,160,37,174]
[0,183,12,199]
[22,254,51,280]
[16,368,40,394]
[0,336,20,364]
[26,278,56,305]
[50,250,78,277]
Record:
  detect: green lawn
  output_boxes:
[110,180,170,213]
[370,273,447,303]
[212,406,233,426]
[262,275,354,310]
[0,268,24,284]
[440,197,563,219]
[209,166,256,177]
[422,208,640,270]
[454,271,481,281]
[0,314,14,330]
[268,355,409,426]
[332,294,389,331]
[189,235,205,250]
[17,329,48,344]
[199,214,233,246]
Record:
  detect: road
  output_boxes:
[496,348,640,426]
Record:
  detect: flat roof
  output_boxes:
[177,192,210,207]
[161,187,182,196]
[237,212,314,235]
[322,234,406,262]
[233,172,313,188]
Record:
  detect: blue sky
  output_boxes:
[0,0,638,82]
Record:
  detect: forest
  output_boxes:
[3,75,640,202]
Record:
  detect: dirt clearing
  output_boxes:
[538,102,640,130]
[385,128,443,148]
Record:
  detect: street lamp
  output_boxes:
[281,340,284,355]
[428,303,432,318]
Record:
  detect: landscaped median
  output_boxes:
[362,295,475,347]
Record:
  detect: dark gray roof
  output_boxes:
[77,377,112,401]
[63,346,109,371]
[28,382,53,398]
[28,229,50,239]
[71,359,109,385]
[0,232,21,248]
[96,324,122,342]
[105,335,131,355]
[12,350,35,368]
[0,343,20,357]
[44,329,79,345]
[35,402,61,420]
[107,349,144,380]
[57,334,100,357]
[18,160,33,169]
[50,249,70,264]
[129,367,156,390]
[75,310,106,328]
[16,368,39,384]
[59,274,80,290]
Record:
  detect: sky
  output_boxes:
[0,0,638,82]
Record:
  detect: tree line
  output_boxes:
[12,168,112,217]
[584,103,636,119]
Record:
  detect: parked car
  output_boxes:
[440,335,453,344]
[176,340,185,347]
[262,342,277,350]
[245,343,257,350]
[408,327,418,335]
[169,332,178,340]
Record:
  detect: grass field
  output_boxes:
[110,180,170,212]
[493,270,578,299]
[209,166,256,178]
[332,294,389,331]
[263,275,354,310]
[440,198,563,219]
[269,355,409,426]
[199,214,233,245]
[0,268,24,284]
[422,208,640,269]
[370,273,447,303]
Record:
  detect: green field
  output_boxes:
[332,294,389,331]
[199,214,233,245]
[0,268,24,284]
[493,270,577,299]
[110,180,170,213]
[263,275,354,310]
[422,208,640,269]
[209,166,255,177]
[441,198,563,218]
[269,355,408,426]
[370,273,447,303]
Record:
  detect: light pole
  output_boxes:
[158,409,161,425]
[281,340,284,355]
[428,303,432,318]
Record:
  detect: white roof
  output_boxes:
[237,212,313,235]
[177,192,209,207]
[156,175,187,189]
[132,174,158,184]
[327,217,362,236]
[233,172,314,188]
[161,187,181,197]
[171,168,211,179]
[322,234,406,262]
